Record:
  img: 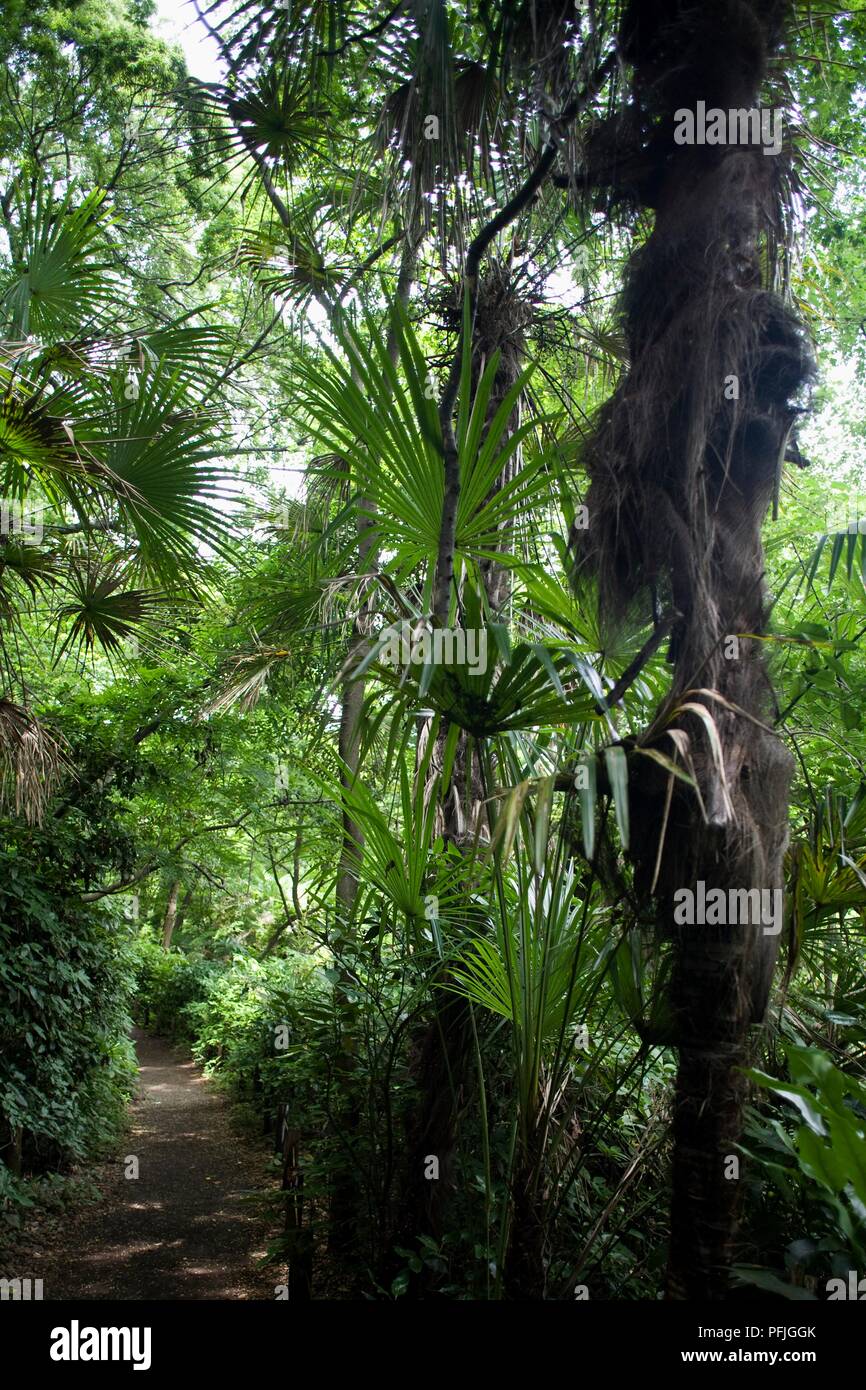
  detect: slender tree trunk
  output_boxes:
[161,879,181,951]
[401,264,532,1278]
[506,1153,547,1300]
[329,236,419,1263]
[335,236,419,916]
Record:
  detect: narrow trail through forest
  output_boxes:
[39,1030,275,1300]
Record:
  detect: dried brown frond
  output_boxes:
[0,699,70,825]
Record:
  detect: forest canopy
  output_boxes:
[0,0,865,1310]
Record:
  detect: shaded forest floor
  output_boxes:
[5,1030,278,1299]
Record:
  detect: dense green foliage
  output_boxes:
[0,840,136,1199]
[0,0,864,1302]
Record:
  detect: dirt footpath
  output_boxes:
[35,1029,276,1300]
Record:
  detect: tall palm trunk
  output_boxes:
[401,264,532,1274]
[578,0,813,1298]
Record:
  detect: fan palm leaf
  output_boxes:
[53,559,169,662]
[84,362,235,582]
[293,303,554,584]
[0,186,118,340]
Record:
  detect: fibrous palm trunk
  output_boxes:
[577,0,813,1299]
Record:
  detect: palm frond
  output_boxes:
[0,698,69,825]
[199,0,349,77]
[236,219,338,304]
[0,186,118,339]
[92,362,236,581]
[293,302,553,585]
[0,535,58,612]
[53,559,169,663]
[0,379,106,494]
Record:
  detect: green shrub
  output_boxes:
[134,945,334,1120]
[130,937,216,1039]
[0,846,137,1190]
[737,1042,866,1297]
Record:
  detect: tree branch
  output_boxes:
[432,145,557,622]
[432,55,616,621]
[318,1,409,58]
